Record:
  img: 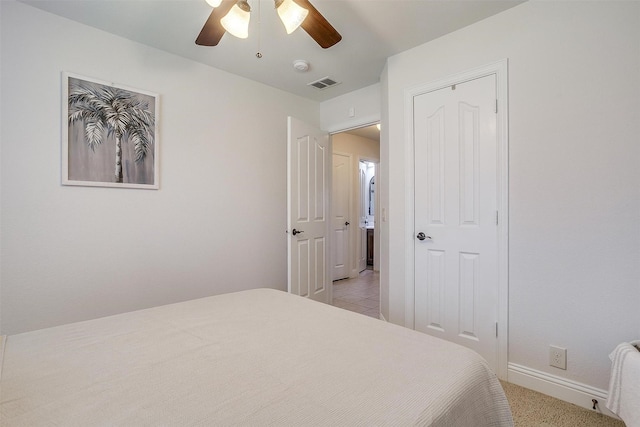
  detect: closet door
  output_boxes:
[413,75,499,371]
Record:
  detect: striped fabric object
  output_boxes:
[607,341,640,427]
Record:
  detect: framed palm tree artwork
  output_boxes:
[62,72,159,189]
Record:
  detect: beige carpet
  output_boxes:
[501,381,625,426]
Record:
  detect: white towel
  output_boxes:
[607,341,640,427]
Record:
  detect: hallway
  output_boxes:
[331,269,380,318]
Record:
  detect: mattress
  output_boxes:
[0,288,513,426]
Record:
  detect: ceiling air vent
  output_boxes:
[308,76,340,90]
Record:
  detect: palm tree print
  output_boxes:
[68,78,155,184]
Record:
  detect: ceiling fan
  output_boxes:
[196,0,342,49]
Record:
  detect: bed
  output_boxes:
[0,288,513,426]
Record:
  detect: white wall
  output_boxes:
[0,1,319,334]
[320,83,380,133]
[384,0,640,397]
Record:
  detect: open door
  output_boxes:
[287,116,331,304]
[358,161,367,272]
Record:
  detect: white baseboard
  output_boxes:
[507,363,619,419]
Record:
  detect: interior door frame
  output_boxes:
[403,59,509,379]
[328,122,382,281]
[358,156,380,273]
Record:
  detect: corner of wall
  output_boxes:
[378,66,390,323]
[508,363,618,419]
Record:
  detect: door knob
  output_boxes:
[416,232,432,241]
[292,228,304,236]
[345,221,350,226]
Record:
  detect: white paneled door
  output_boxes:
[332,152,351,281]
[414,75,499,371]
[287,117,330,304]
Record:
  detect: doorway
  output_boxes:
[330,123,380,317]
[359,160,376,271]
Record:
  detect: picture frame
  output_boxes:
[62,72,159,189]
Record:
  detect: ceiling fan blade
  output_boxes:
[295,0,342,49]
[195,0,236,46]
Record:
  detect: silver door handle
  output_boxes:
[416,232,432,241]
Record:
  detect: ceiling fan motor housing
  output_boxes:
[196,0,342,49]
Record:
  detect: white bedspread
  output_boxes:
[1,289,513,426]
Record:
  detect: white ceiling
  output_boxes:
[21,0,523,102]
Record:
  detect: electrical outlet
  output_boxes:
[549,345,567,370]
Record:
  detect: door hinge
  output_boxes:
[495,99,498,114]
[496,322,499,338]
[496,210,499,225]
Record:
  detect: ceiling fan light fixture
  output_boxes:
[221,0,251,39]
[276,0,309,34]
[205,0,222,8]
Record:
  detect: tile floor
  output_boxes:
[332,269,380,318]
